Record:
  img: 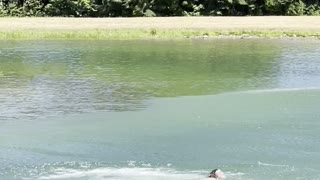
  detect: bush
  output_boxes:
[0,6,8,16]
[45,0,76,16]
[286,0,306,15]
[0,0,319,16]
[6,2,24,16]
[74,0,96,16]
[305,4,320,15]
[23,0,45,16]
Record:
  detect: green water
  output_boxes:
[0,39,320,180]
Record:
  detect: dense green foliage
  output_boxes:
[0,0,319,16]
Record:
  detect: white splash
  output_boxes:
[240,87,320,94]
[258,162,289,167]
[37,167,208,180]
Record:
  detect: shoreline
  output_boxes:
[0,17,320,40]
[0,29,319,40]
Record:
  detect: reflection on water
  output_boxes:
[1,40,320,121]
[0,76,146,120]
[1,39,280,120]
[1,39,320,180]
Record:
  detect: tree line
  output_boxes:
[0,0,319,17]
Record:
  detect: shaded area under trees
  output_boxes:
[0,0,319,17]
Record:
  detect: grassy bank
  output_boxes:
[1,17,320,40]
[1,29,320,40]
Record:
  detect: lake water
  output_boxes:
[0,39,320,180]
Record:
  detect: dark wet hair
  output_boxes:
[209,169,218,178]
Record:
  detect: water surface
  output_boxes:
[0,39,320,180]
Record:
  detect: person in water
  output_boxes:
[208,169,226,179]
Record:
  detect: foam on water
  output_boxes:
[35,167,206,180]
[257,162,289,168]
[238,87,320,94]
[24,166,244,180]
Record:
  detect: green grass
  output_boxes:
[0,29,320,40]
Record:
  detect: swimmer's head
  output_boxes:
[208,169,226,179]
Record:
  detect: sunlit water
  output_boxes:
[0,39,320,180]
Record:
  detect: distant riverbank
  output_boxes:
[1,17,320,40]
